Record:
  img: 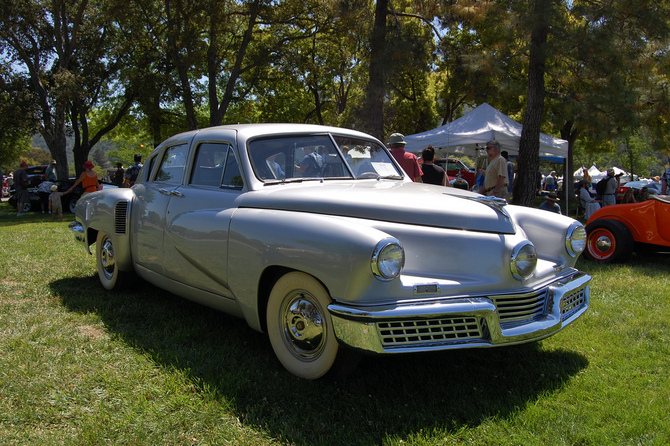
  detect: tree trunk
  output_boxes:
[41,108,69,180]
[514,0,550,207]
[364,0,388,141]
[209,0,260,127]
[560,120,580,214]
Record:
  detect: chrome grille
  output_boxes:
[377,317,484,348]
[561,286,587,320]
[114,201,128,235]
[491,290,548,326]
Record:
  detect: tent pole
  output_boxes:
[563,157,568,215]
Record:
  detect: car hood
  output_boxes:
[240,180,515,234]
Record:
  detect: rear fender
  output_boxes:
[75,188,135,272]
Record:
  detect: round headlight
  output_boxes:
[566,222,587,257]
[371,239,405,281]
[510,241,537,281]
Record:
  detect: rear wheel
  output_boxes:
[584,219,634,263]
[96,231,126,290]
[266,272,359,379]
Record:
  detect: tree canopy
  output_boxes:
[1,0,669,197]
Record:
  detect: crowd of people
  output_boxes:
[3,153,144,218]
[387,133,514,200]
[384,132,658,219]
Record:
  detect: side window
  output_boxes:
[136,153,157,183]
[221,147,243,189]
[155,143,188,184]
[190,142,228,186]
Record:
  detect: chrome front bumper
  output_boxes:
[68,221,86,243]
[328,272,591,354]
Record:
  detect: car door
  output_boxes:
[162,141,244,297]
[133,142,190,274]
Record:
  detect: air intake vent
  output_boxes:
[377,317,484,348]
[114,201,129,234]
[490,290,548,328]
[561,287,587,321]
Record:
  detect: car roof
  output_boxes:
[161,123,380,147]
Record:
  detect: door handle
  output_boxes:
[159,188,183,197]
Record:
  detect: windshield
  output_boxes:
[248,134,403,182]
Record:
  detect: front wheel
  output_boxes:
[584,219,634,263]
[266,272,359,379]
[96,232,126,290]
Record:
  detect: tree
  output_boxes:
[514,0,557,206]
[0,65,37,170]
[363,0,390,141]
[0,0,137,178]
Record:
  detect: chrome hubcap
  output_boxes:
[595,235,612,253]
[100,239,116,278]
[281,293,325,360]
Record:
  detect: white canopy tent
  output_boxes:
[574,164,633,183]
[574,164,604,181]
[403,103,568,162]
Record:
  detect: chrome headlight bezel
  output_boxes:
[566,222,587,257]
[510,241,537,281]
[371,238,405,281]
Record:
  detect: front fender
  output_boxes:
[228,209,393,330]
[74,188,135,272]
[506,204,583,267]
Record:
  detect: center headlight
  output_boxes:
[510,241,537,280]
[371,238,405,281]
[566,222,587,257]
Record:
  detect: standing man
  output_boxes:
[479,140,509,199]
[602,168,619,207]
[420,145,449,186]
[14,162,30,216]
[45,160,58,181]
[124,154,143,187]
[661,157,670,195]
[388,133,423,182]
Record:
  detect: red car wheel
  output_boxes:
[584,219,633,263]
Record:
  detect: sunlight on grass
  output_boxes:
[1,202,669,445]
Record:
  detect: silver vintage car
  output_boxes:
[70,124,591,379]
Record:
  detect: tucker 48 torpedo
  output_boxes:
[70,124,591,379]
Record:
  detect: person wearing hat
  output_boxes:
[388,133,422,182]
[48,184,64,221]
[479,140,509,199]
[67,161,100,196]
[539,191,562,214]
[13,162,30,216]
[601,167,619,207]
[45,159,57,181]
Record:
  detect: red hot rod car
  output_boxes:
[583,195,670,263]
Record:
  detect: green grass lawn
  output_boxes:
[1,201,668,445]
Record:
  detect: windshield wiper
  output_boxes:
[264,177,324,185]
